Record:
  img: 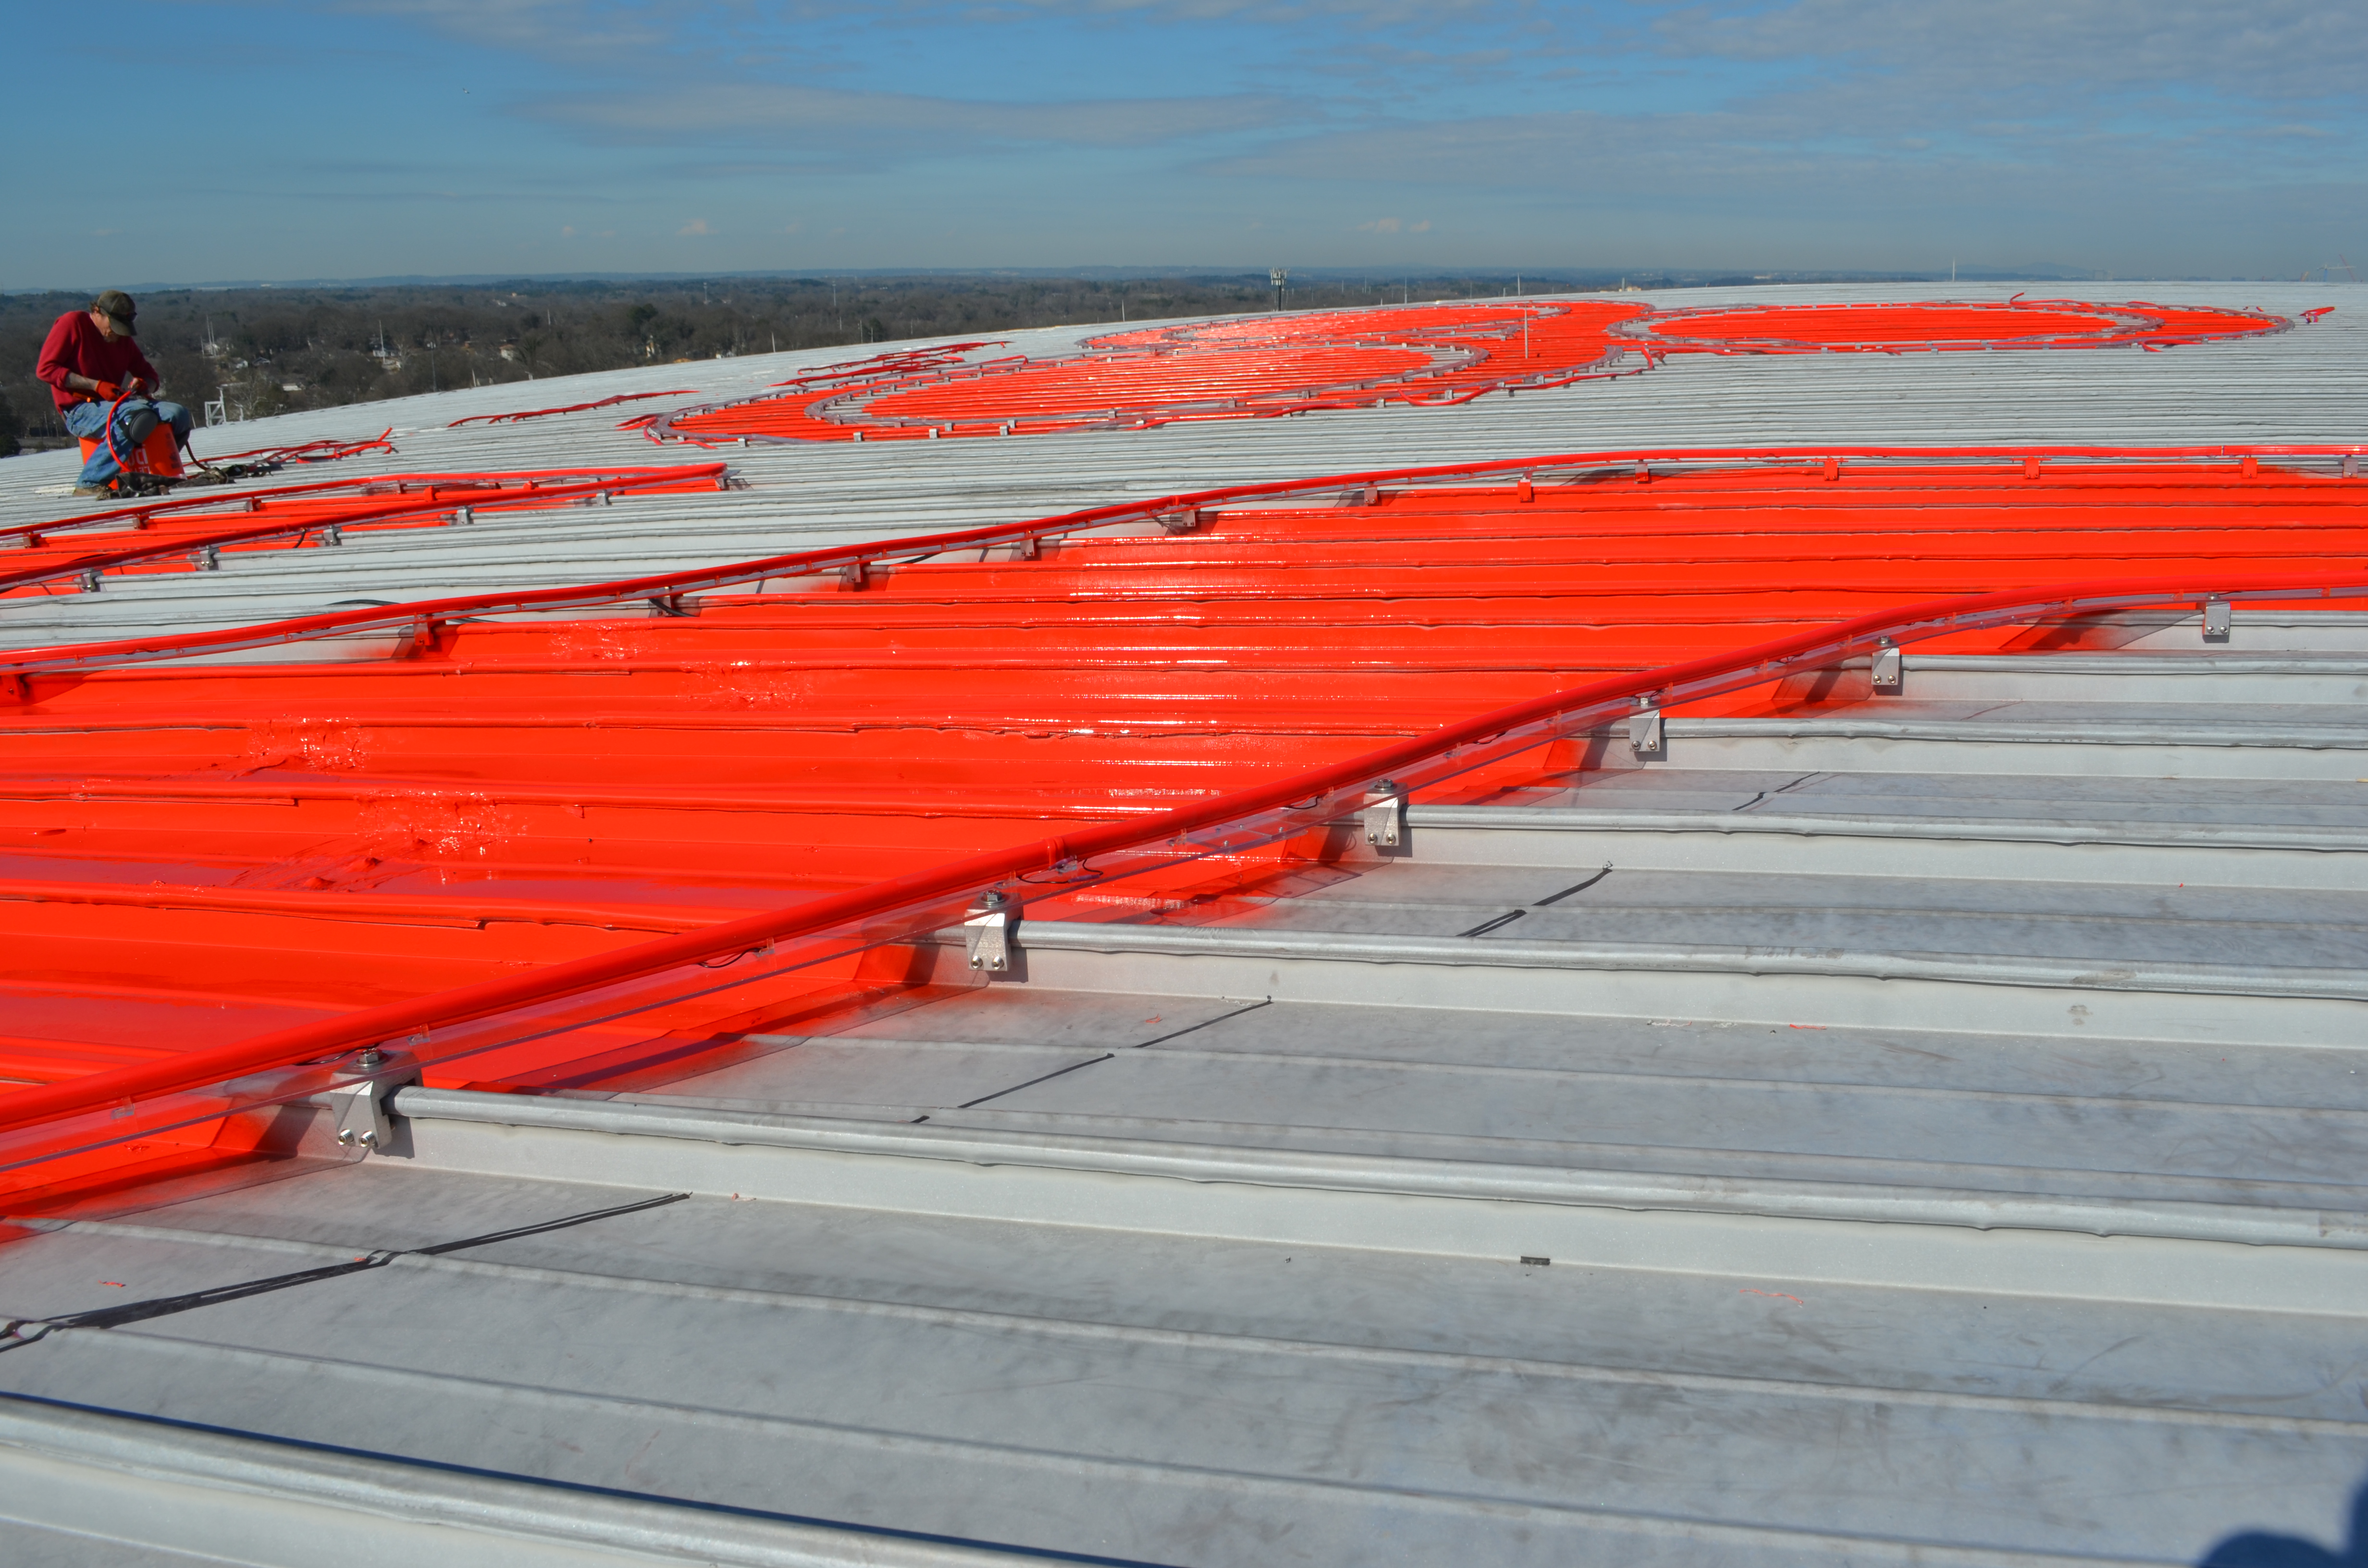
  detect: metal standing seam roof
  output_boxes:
[0,282,2366,1567]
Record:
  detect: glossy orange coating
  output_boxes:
[0,466,728,599]
[656,300,2288,445]
[1632,299,2282,351]
[659,303,1646,442]
[4,451,2365,1202]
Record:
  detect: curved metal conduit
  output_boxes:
[193,432,397,469]
[449,390,698,428]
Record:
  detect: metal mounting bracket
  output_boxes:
[190,545,220,571]
[2203,598,2232,643]
[963,896,1016,972]
[391,619,442,660]
[1872,641,1902,692]
[1157,509,1201,534]
[1628,704,1664,756]
[325,1050,418,1156]
[1363,790,1405,849]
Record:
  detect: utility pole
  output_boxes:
[1270,268,1288,311]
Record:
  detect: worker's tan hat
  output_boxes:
[92,290,138,336]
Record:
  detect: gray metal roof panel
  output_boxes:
[6,283,2368,1566]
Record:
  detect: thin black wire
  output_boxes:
[2,1190,690,1349]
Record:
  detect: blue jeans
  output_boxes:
[64,397,194,485]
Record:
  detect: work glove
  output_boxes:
[94,381,123,401]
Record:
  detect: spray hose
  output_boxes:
[99,382,140,484]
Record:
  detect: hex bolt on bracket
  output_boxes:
[2203,598,2233,643]
[964,892,1016,972]
[325,1047,419,1155]
[1872,640,1903,692]
[1628,701,1665,757]
[1363,784,1405,849]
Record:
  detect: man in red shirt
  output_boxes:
[36,291,194,496]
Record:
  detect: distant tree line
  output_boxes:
[0,268,1922,455]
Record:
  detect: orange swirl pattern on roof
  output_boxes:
[1630,299,2285,352]
[659,302,1644,443]
[863,343,1442,424]
[653,298,2293,447]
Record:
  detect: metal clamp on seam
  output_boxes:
[1628,698,1664,757]
[326,1045,419,1155]
[1872,638,1903,692]
[2203,598,2232,643]
[1363,780,1405,849]
[963,890,1016,973]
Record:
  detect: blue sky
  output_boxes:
[6,1,2363,285]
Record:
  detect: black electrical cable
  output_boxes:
[1,1189,690,1350]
